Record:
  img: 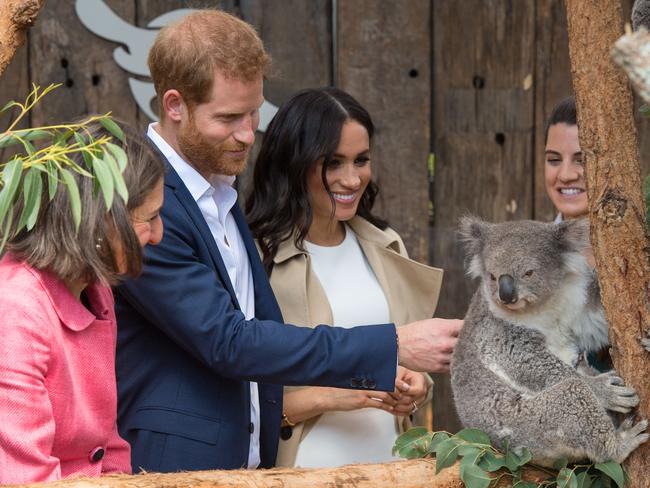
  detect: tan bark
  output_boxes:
[9,460,549,488]
[565,0,650,485]
[0,0,45,79]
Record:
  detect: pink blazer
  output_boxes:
[0,254,131,484]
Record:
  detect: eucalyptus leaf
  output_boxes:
[92,156,115,210]
[557,467,578,488]
[392,427,430,457]
[45,162,58,201]
[17,167,42,231]
[1,100,18,113]
[459,464,493,488]
[459,447,484,480]
[20,138,36,156]
[456,428,491,445]
[100,117,125,143]
[429,431,450,454]
[478,451,506,472]
[0,159,23,225]
[60,168,81,230]
[594,462,625,488]
[505,448,524,472]
[516,447,532,465]
[512,482,538,488]
[106,141,128,172]
[103,150,128,203]
[576,471,593,488]
[434,437,460,474]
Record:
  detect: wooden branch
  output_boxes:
[0,0,45,79]
[9,460,549,488]
[565,0,650,485]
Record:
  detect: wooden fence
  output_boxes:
[1,0,647,434]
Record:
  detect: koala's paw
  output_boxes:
[589,372,640,413]
[613,418,649,463]
[640,331,650,352]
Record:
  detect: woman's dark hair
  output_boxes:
[246,87,387,273]
[544,96,577,143]
[7,119,165,285]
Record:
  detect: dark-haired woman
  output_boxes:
[544,96,587,221]
[247,87,447,467]
[0,122,165,483]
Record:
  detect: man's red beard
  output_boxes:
[177,115,250,178]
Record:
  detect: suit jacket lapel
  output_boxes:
[231,204,283,322]
[148,139,240,305]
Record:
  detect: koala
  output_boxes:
[451,217,648,466]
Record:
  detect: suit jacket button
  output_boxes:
[89,447,104,463]
[361,379,371,389]
[366,380,376,389]
[248,422,255,434]
[280,425,293,440]
[350,378,361,388]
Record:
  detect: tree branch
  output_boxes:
[0,0,45,79]
[565,0,650,485]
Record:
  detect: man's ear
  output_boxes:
[458,215,488,278]
[161,89,185,123]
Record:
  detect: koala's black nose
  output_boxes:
[498,274,517,304]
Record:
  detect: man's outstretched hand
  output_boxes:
[397,318,463,373]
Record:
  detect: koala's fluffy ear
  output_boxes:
[458,215,488,278]
[632,0,650,31]
[554,218,590,254]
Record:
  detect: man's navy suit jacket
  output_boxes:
[114,150,398,472]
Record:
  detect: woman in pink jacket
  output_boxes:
[0,121,165,483]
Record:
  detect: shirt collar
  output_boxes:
[147,123,239,214]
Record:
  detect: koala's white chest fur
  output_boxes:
[487,264,608,367]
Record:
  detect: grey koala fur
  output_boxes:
[633,0,650,31]
[451,217,648,466]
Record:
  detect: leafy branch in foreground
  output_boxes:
[393,428,626,488]
[0,83,129,251]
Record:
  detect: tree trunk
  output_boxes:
[10,460,549,488]
[0,0,45,79]
[565,0,650,484]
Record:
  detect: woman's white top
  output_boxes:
[293,226,398,467]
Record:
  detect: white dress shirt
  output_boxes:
[147,123,261,469]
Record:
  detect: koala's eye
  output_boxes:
[490,273,496,281]
[524,270,534,277]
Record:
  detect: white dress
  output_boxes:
[293,226,399,467]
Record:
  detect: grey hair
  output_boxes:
[6,120,165,285]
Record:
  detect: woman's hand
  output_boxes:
[391,367,430,416]
[319,387,398,414]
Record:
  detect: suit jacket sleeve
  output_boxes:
[117,196,397,391]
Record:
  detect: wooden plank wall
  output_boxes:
[0,0,647,437]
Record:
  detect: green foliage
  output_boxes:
[0,84,129,252]
[392,428,628,488]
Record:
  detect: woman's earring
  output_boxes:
[96,237,103,250]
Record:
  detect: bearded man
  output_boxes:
[114,9,462,473]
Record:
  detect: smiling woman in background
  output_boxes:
[544,96,588,221]
[0,122,165,484]
[246,87,456,468]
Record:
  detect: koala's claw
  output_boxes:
[614,419,649,463]
[589,373,640,413]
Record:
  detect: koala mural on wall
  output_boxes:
[451,217,648,466]
[75,0,278,129]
